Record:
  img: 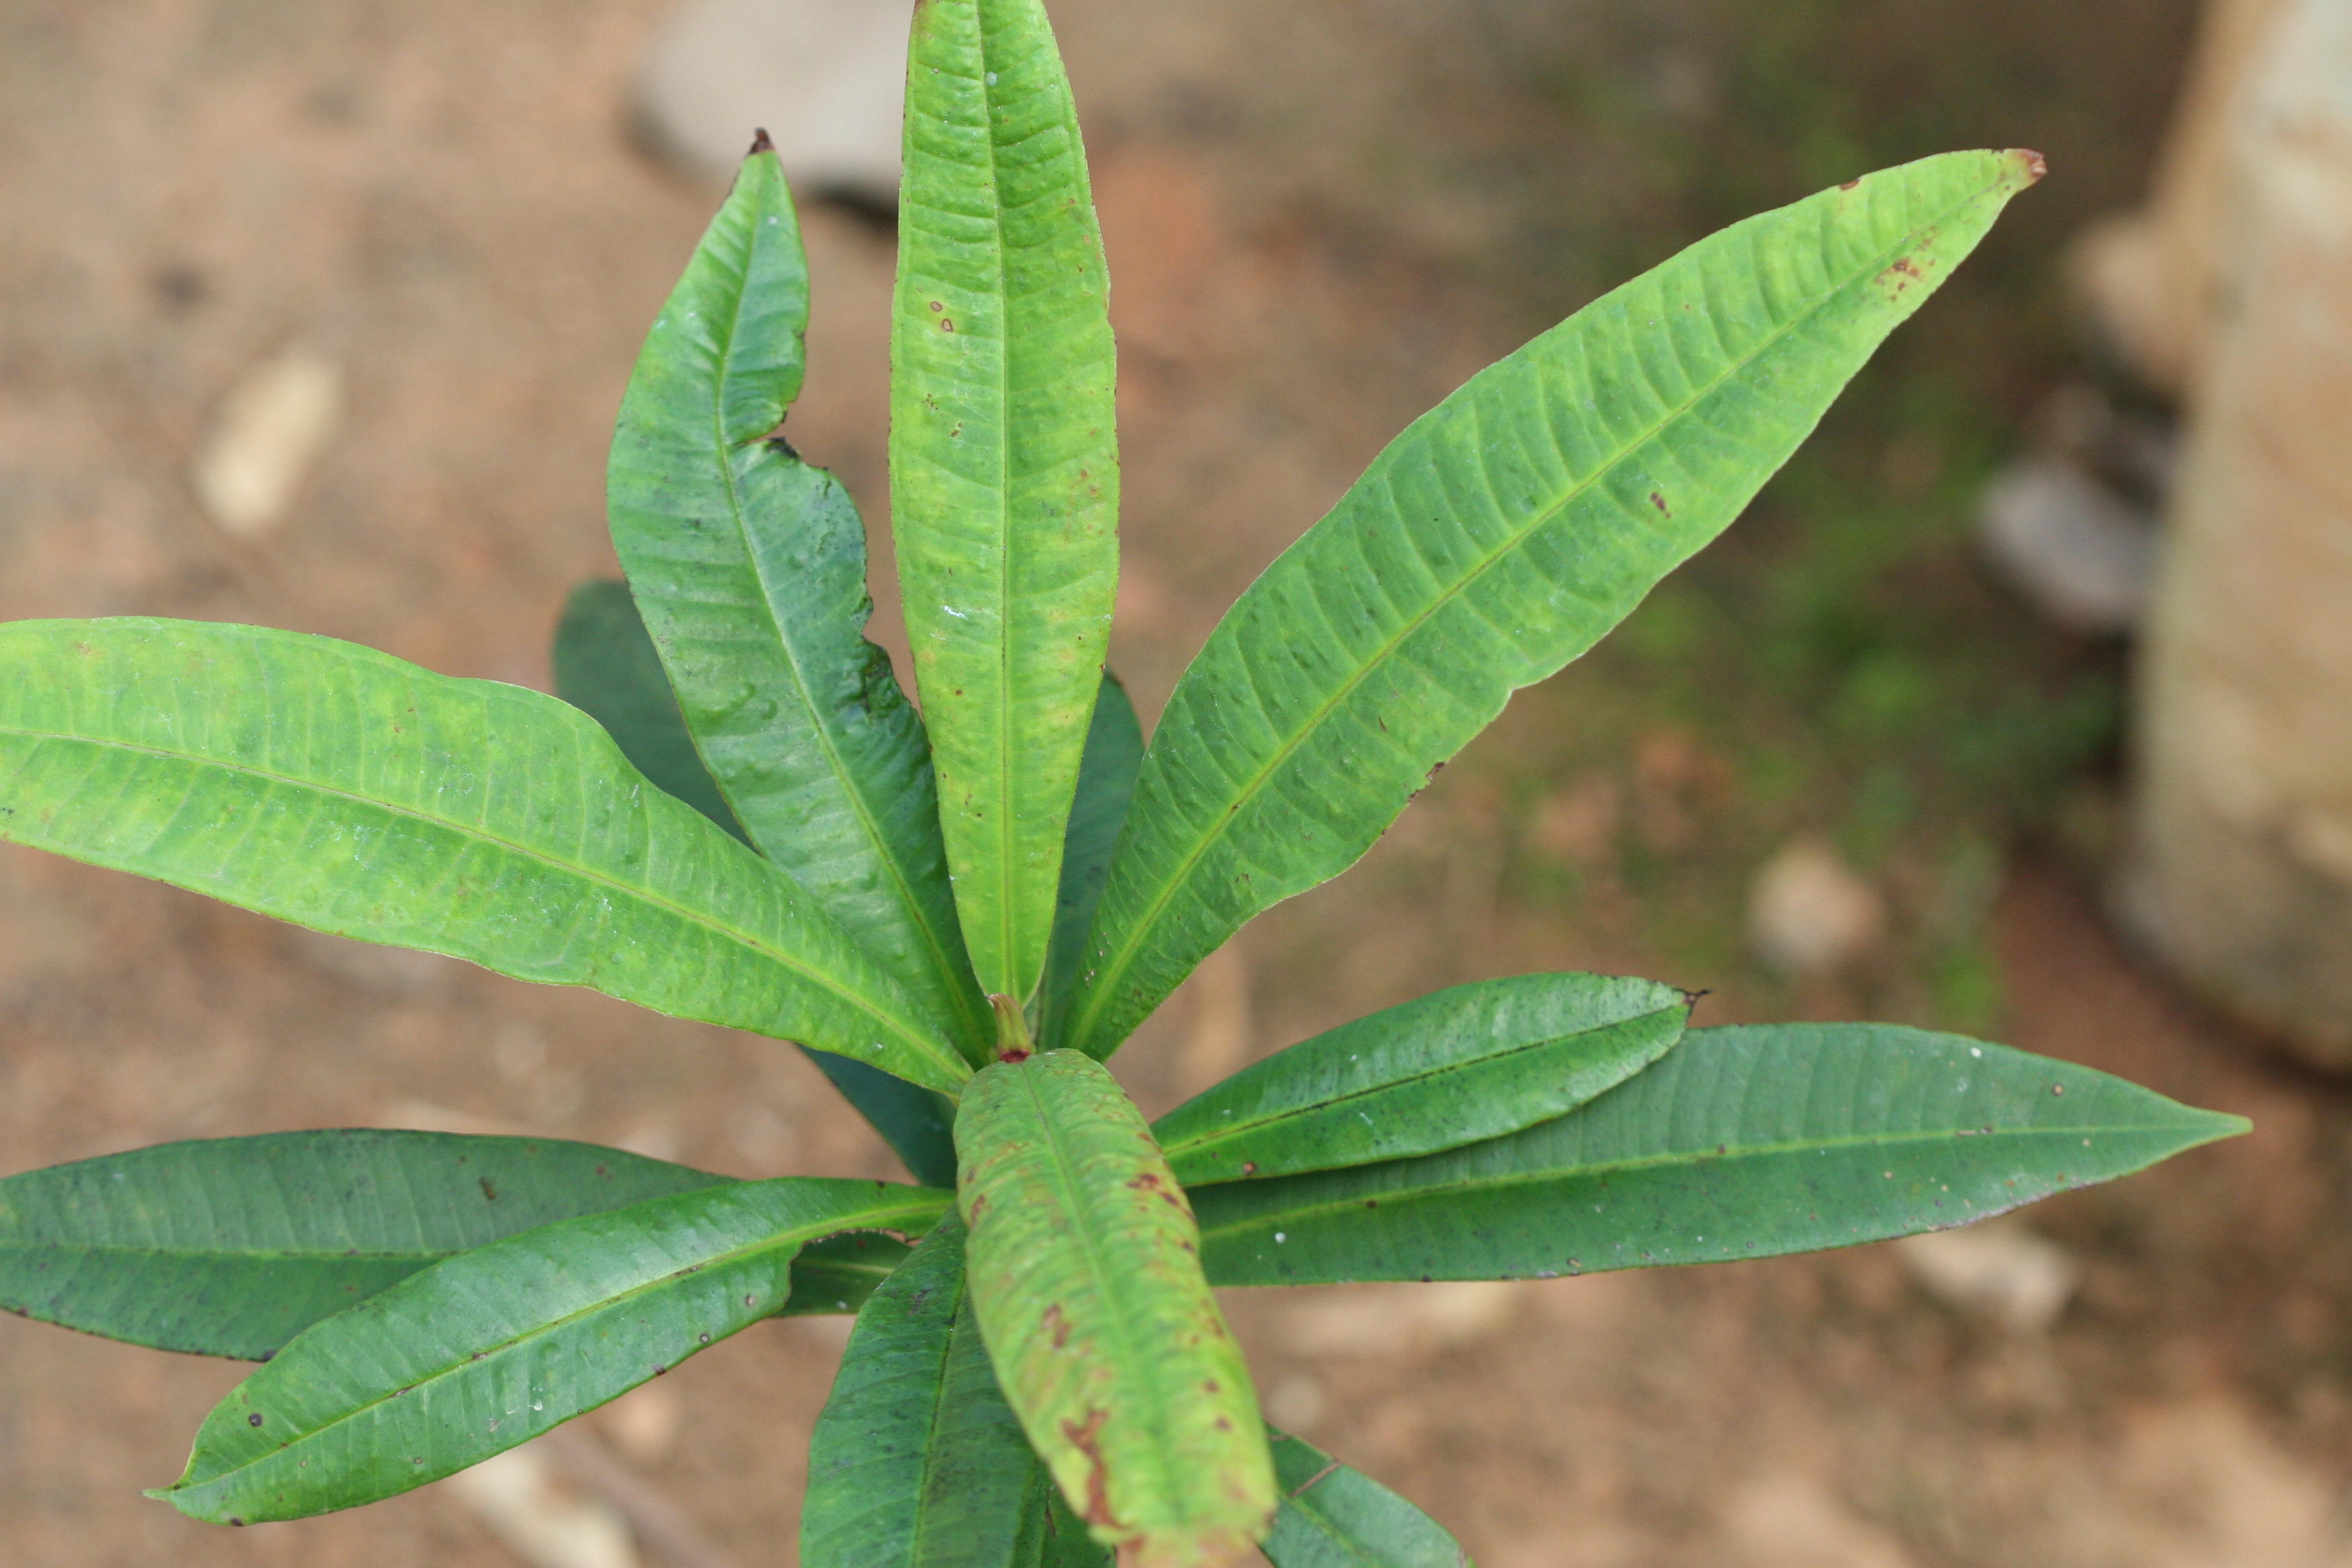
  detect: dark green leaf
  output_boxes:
[804,1219,1110,1568]
[552,581,747,842]
[607,147,989,1057]
[1154,973,1686,1185]
[801,1051,963,1190]
[0,1131,726,1360]
[957,1051,1273,1567]
[1066,152,2046,1058]
[1040,675,1144,1050]
[893,0,1122,1004]
[785,1230,916,1319]
[0,619,971,1095]
[1265,1428,1471,1568]
[156,1177,950,1523]
[1195,1023,2247,1285]
[549,581,961,1183]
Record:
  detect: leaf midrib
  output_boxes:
[0,721,968,1087]
[973,23,1023,999]
[1070,168,2014,1054]
[1016,1064,1187,1506]
[1192,1118,2216,1242]
[0,1240,450,1261]
[177,1192,945,1492]
[1159,1002,1683,1172]
[900,1277,973,1566]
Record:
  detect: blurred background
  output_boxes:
[2,0,2349,1563]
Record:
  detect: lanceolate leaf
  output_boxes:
[552,581,748,843]
[1194,1023,2247,1286]
[1154,973,1687,1185]
[804,1219,1110,1568]
[0,620,971,1096]
[893,0,1121,1006]
[957,1052,1273,1567]
[551,580,959,1184]
[0,1132,898,1359]
[0,1131,726,1360]
[607,146,990,1058]
[158,1177,950,1524]
[1263,1429,1470,1568]
[1065,151,2045,1059]
[1040,675,1144,1050]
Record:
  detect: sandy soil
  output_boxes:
[7,2,2351,1565]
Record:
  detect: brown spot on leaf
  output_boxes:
[1649,491,1669,516]
[1044,1302,1071,1349]
[1061,1409,1118,1529]
[1838,178,1860,191]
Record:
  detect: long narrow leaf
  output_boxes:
[156,1177,950,1523]
[893,0,1121,1006]
[1040,674,1143,1048]
[552,579,961,1185]
[1264,1429,1471,1568]
[804,1219,1110,1568]
[608,145,990,1057]
[957,1051,1273,1567]
[0,1131,724,1359]
[1066,150,2045,1058]
[1194,1023,2246,1285]
[1154,973,1686,1185]
[0,619,971,1095]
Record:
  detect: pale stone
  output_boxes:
[1894,1218,2080,1334]
[634,0,906,204]
[449,1442,640,1568]
[191,342,342,537]
[1977,454,2158,634]
[1746,838,1884,976]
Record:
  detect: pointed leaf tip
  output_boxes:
[1196,1024,2248,1287]
[2015,147,2048,183]
[748,126,774,156]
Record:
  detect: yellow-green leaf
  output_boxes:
[1066,151,2045,1057]
[0,619,971,1095]
[893,0,1120,1005]
[957,1051,1273,1567]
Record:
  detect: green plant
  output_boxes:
[0,3,2241,1563]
